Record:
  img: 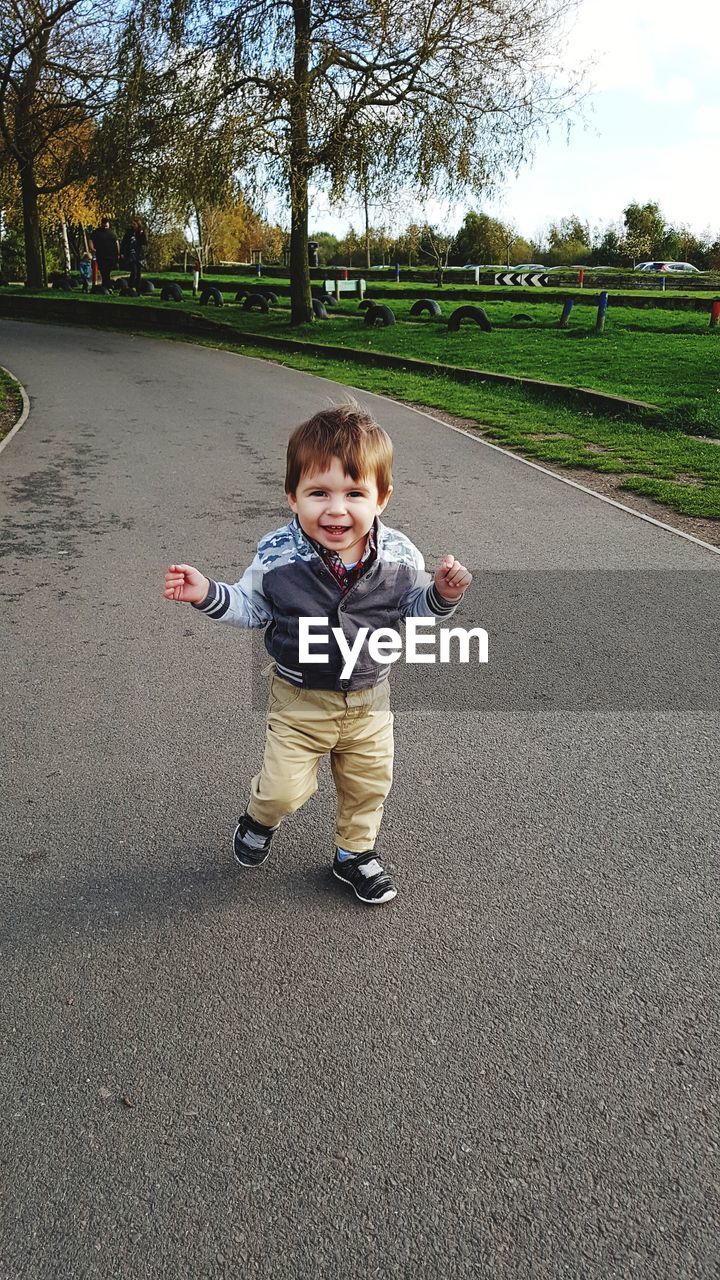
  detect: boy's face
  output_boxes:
[288,455,392,560]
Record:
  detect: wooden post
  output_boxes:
[595,291,608,333]
[558,298,574,328]
[710,300,720,329]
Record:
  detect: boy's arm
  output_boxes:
[164,553,272,628]
[399,548,471,619]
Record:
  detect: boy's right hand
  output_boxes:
[163,563,210,605]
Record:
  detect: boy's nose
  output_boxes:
[326,496,348,516]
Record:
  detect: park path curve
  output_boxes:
[1,319,719,1280]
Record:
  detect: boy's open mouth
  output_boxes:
[322,525,350,535]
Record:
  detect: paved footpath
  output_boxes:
[1,319,719,1280]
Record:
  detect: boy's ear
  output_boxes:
[377,484,393,513]
[287,490,298,512]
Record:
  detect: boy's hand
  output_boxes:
[163,563,210,605]
[434,555,472,603]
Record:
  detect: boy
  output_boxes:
[163,404,471,905]
[78,252,93,293]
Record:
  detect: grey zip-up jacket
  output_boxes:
[194,516,461,691]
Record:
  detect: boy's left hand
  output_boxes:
[434,554,472,602]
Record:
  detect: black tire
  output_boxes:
[262,290,278,305]
[312,298,328,319]
[201,285,224,307]
[115,278,132,296]
[242,292,269,313]
[50,272,74,290]
[511,313,534,324]
[358,299,375,311]
[234,289,249,303]
[139,279,154,295]
[364,304,396,327]
[160,283,183,302]
[447,305,492,333]
[409,298,442,318]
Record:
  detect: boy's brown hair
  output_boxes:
[285,404,393,498]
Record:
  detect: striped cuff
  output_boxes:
[426,583,463,615]
[192,580,231,619]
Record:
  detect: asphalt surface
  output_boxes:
[1,319,719,1280]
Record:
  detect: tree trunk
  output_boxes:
[289,0,313,324]
[364,188,371,269]
[20,166,45,289]
[60,217,71,272]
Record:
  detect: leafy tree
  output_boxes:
[149,0,580,323]
[591,225,626,267]
[623,201,666,262]
[0,0,122,287]
[454,211,509,264]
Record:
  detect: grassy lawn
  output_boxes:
[191,294,720,431]
[5,286,720,520]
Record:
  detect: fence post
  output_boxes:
[710,300,720,329]
[595,291,608,333]
[559,298,574,328]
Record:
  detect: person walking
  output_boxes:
[88,217,119,292]
[120,218,148,292]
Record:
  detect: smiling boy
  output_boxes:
[163,404,471,905]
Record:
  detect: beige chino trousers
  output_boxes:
[247,672,394,853]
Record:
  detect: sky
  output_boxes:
[304,0,720,244]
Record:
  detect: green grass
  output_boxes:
[133,324,720,521]
[6,287,720,521]
[37,285,719,431]
[0,366,22,441]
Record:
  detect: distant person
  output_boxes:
[89,217,119,292]
[78,252,92,294]
[120,218,148,292]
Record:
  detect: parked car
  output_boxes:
[634,261,701,273]
[512,263,546,272]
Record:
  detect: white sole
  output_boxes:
[332,867,397,905]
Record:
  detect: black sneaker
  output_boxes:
[233,812,278,868]
[332,849,397,905]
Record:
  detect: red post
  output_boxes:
[711,300,720,329]
[343,268,348,280]
[578,268,585,288]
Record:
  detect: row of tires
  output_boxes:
[358,300,492,332]
[48,275,501,331]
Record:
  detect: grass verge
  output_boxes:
[129,325,720,523]
[0,366,23,443]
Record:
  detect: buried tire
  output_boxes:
[447,305,492,332]
[139,279,155,295]
[160,283,183,302]
[312,298,328,319]
[409,298,442,318]
[364,304,396,327]
[201,286,224,307]
[242,293,269,313]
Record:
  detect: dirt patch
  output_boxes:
[407,401,720,550]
